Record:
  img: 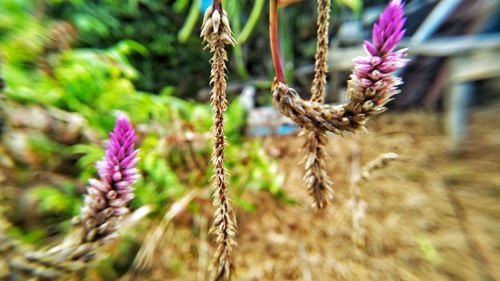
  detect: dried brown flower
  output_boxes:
[201,3,237,281]
[302,0,333,209]
[310,0,330,103]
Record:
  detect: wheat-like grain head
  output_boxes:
[201,3,238,281]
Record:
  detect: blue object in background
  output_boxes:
[201,0,212,13]
[276,124,298,135]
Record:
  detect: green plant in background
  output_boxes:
[39,0,364,96]
[44,0,210,95]
[335,0,363,16]
[0,0,288,239]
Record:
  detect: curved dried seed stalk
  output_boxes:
[201,3,237,281]
[358,152,400,183]
[133,191,197,272]
[303,0,333,209]
[273,81,373,134]
[272,0,408,135]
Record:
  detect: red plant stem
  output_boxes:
[269,0,285,84]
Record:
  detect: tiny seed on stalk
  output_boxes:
[362,100,374,111]
[365,87,376,97]
[201,18,213,37]
[221,15,231,32]
[336,108,345,118]
[106,190,117,200]
[203,6,213,24]
[221,33,235,45]
[323,109,333,119]
[212,10,221,33]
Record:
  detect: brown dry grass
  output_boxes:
[131,105,500,281]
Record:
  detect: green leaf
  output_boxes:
[335,0,363,15]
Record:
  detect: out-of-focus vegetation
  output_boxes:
[0,0,427,278]
[38,0,367,94]
[0,0,288,246]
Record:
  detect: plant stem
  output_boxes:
[269,0,285,84]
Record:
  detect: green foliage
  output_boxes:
[177,0,201,43]
[1,0,288,224]
[45,0,211,95]
[335,0,363,16]
[28,183,82,216]
[6,226,47,244]
[417,238,442,265]
[237,0,265,44]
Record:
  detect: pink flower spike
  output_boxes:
[347,0,409,109]
[80,113,140,243]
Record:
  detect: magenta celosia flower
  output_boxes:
[80,113,139,242]
[351,0,409,104]
[96,113,139,205]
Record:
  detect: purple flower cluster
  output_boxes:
[96,113,139,206]
[81,113,139,241]
[351,0,409,104]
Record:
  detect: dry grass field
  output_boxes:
[127,104,500,281]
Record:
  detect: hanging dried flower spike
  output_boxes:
[302,0,333,209]
[201,2,237,281]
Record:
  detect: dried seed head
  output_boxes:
[201,4,238,280]
[302,0,334,209]
[201,4,236,47]
[212,10,221,33]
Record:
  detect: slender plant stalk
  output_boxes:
[302,0,333,209]
[201,2,237,280]
[310,0,330,103]
[226,0,250,79]
[178,0,201,42]
[270,0,285,85]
